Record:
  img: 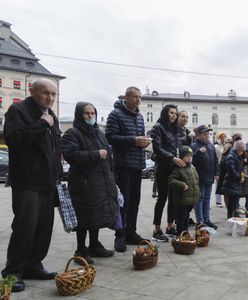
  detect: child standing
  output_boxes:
[168,146,200,235]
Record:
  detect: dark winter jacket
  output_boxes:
[221,149,243,196]
[62,102,118,229]
[4,97,61,191]
[216,149,230,195]
[192,139,218,184]
[178,127,191,146]
[168,164,200,207]
[105,100,146,170]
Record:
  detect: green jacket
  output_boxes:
[168,165,200,207]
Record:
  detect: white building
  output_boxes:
[135,89,248,142]
[0,19,65,139]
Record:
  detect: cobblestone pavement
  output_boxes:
[1,180,248,300]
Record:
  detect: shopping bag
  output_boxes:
[57,183,78,233]
[109,187,124,231]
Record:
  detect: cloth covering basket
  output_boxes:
[172,231,196,254]
[226,207,248,237]
[133,240,158,270]
[55,257,96,296]
[195,224,210,247]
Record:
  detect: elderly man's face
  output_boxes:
[30,81,57,109]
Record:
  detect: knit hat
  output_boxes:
[179,146,193,158]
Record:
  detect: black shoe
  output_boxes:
[165,227,177,236]
[22,268,57,280]
[126,232,150,245]
[152,193,158,198]
[12,279,26,292]
[152,230,169,242]
[89,242,114,257]
[189,218,195,226]
[114,235,127,252]
[74,247,94,265]
[205,221,218,230]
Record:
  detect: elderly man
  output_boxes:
[106,86,150,252]
[1,78,61,292]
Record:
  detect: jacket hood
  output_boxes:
[114,99,139,115]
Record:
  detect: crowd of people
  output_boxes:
[1,79,248,293]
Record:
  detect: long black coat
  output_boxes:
[62,105,118,229]
[221,149,243,196]
[4,97,61,191]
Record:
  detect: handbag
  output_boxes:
[57,183,78,233]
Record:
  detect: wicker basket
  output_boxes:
[172,231,196,254]
[55,256,96,296]
[195,224,210,247]
[133,240,158,270]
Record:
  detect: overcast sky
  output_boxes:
[2,0,248,118]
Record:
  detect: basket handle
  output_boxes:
[232,207,248,218]
[195,223,207,230]
[137,239,154,250]
[179,230,191,241]
[64,256,90,274]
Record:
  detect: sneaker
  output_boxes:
[126,232,150,245]
[205,221,218,230]
[74,248,94,265]
[89,242,114,257]
[216,204,223,208]
[114,235,127,252]
[189,218,196,226]
[165,227,177,236]
[152,230,169,242]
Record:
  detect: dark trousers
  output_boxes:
[153,165,175,225]
[1,189,54,278]
[175,205,193,235]
[227,195,240,219]
[115,168,142,236]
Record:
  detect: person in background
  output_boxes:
[214,132,227,207]
[221,140,245,218]
[1,78,61,292]
[177,110,196,226]
[106,87,150,252]
[62,102,118,264]
[192,125,219,230]
[151,104,184,242]
[168,146,200,236]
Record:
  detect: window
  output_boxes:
[147,112,153,123]
[0,78,2,87]
[11,58,20,65]
[13,80,21,89]
[192,113,198,124]
[213,106,217,110]
[230,114,237,125]
[212,113,218,125]
[0,97,2,108]
[147,104,153,108]
[13,98,21,103]
[26,61,35,67]
[231,107,236,111]
[193,106,197,110]
[100,116,104,122]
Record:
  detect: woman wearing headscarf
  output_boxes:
[151,104,184,242]
[62,102,118,264]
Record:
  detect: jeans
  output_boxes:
[195,183,212,223]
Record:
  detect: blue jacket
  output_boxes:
[221,149,243,196]
[105,100,146,170]
[191,139,218,184]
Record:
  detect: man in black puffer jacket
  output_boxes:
[106,87,150,252]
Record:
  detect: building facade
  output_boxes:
[120,89,248,142]
[0,20,65,137]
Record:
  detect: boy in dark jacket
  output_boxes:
[168,146,200,235]
[191,125,219,229]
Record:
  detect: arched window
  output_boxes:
[147,112,153,122]
[230,114,237,125]
[192,113,198,124]
[212,113,218,125]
